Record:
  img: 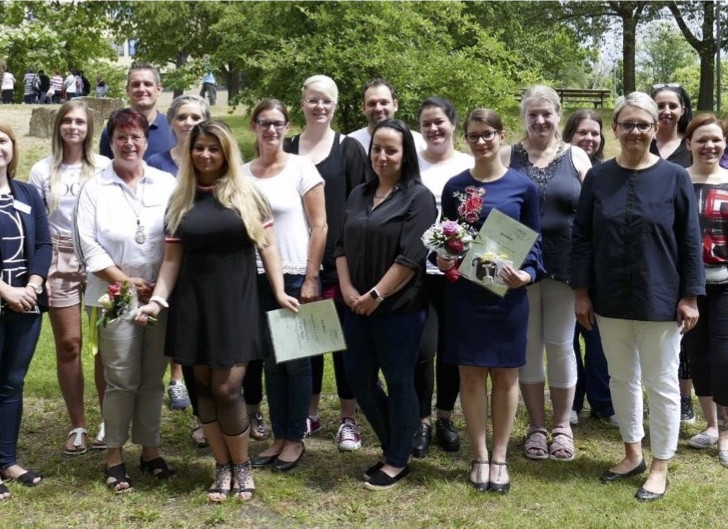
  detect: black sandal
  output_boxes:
[232,461,255,500]
[106,464,133,494]
[1,469,43,487]
[140,456,176,480]
[0,482,10,500]
[207,462,232,503]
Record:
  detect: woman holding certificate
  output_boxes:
[135,120,299,501]
[438,108,542,493]
[243,99,326,473]
[500,85,591,462]
[336,118,437,490]
[572,92,703,501]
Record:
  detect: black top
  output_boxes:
[285,133,367,282]
[509,143,580,283]
[572,158,705,321]
[39,73,50,92]
[650,137,691,168]
[334,180,437,314]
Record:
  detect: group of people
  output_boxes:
[1,66,108,104]
[0,60,726,504]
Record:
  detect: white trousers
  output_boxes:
[520,279,577,388]
[596,315,681,459]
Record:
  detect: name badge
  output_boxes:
[13,200,31,214]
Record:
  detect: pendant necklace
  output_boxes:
[120,178,147,244]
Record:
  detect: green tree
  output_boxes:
[636,21,696,89]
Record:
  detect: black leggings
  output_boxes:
[414,275,460,419]
[194,365,249,436]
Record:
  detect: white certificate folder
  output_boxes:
[266,299,347,363]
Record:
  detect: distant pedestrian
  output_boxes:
[63,70,77,100]
[96,77,108,98]
[38,70,51,104]
[1,69,15,104]
[22,68,39,104]
[199,56,216,106]
[49,71,63,104]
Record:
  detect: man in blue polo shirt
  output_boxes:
[99,62,175,160]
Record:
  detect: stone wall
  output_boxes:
[29,106,106,138]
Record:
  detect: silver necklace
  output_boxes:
[120,179,146,244]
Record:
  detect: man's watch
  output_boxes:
[27,282,43,295]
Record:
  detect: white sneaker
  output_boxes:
[336,418,362,451]
[569,410,579,425]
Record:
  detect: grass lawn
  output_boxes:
[4,103,723,528]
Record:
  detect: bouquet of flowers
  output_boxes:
[421,219,475,282]
[97,280,156,327]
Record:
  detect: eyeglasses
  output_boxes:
[113,134,146,144]
[254,120,287,130]
[304,98,334,108]
[652,83,680,90]
[465,130,500,143]
[616,121,654,133]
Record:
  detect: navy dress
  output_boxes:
[442,169,543,368]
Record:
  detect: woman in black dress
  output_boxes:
[137,120,298,502]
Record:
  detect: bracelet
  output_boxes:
[150,296,169,309]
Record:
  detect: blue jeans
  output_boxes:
[0,312,42,469]
[344,309,426,468]
[258,274,312,441]
[573,321,614,417]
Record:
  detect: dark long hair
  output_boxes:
[562,109,605,163]
[650,84,693,135]
[367,118,420,189]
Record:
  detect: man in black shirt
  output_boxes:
[38,70,51,104]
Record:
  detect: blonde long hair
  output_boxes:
[49,100,99,211]
[165,120,272,247]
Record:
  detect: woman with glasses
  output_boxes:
[412,97,473,458]
[681,114,728,462]
[75,109,178,494]
[650,84,696,423]
[501,85,591,463]
[29,100,110,456]
[439,109,542,493]
[572,92,703,501]
[284,75,367,451]
[244,99,326,472]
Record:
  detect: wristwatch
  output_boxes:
[27,282,43,295]
[369,288,384,302]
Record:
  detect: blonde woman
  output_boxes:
[29,100,110,455]
[137,120,298,501]
[500,85,591,462]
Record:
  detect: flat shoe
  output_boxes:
[524,426,549,460]
[488,461,510,494]
[687,430,718,449]
[363,461,385,481]
[105,464,133,494]
[0,482,9,500]
[1,469,43,487]
[139,456,176,480]
[470,460,489,492]
[364,465,410,490]
[635,478,669,502]
[191,425,208,448]
[272,444,305,472]
[600,458,647,483]
[91,423,106,450]
[251,452,281,468]
[64,427,88,455]
[718,449,728,468]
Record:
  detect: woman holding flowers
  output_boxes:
[501,85,591,462]
[136,120,299,501]
[336,118,437,490]
[439,108,542,493]
[29,100,110,455]
[0,124,51,498]
[412,97,473,458]
[75,109,177,494]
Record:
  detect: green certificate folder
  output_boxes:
[266,299,347,363]
[459,208,538,298]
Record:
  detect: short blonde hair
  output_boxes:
[301,74,338,104]
[520,85,562,120]
[614,92,658,123]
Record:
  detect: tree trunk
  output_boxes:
[621,12,638,94]
[172,51,188,99]
[697,2,715,110]
[226,63,241,104]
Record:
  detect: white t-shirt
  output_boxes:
[1,72,15,90]
[29,154,111,237]
[244,154,324,275]
[63,74,76,94]
[74,163,177,307]
[417,150,473,274]
[348,127,427,153]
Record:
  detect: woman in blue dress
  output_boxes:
[439,109,543,493]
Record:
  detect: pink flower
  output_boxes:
[441,220,459,237]
[466,195,483,211]
[465,212,479,224]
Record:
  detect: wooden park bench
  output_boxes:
[516,88,611,108]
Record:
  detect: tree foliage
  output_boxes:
[636,21,696,90]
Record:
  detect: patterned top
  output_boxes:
[0,194,27,288]
[694,182,728,284]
